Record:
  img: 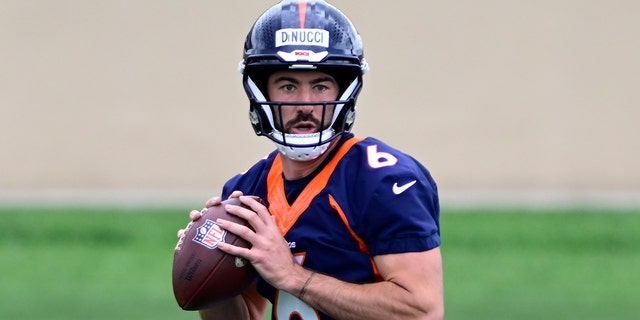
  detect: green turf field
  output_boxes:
[1,205,638,319]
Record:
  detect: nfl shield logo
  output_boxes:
[192,219,226,249]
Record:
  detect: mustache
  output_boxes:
[283,113,322,132]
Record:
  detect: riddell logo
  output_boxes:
[192,219,226,249]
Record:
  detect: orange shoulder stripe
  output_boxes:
[328,194,368,253]
[267,137,363,235]
[329,194,381,280]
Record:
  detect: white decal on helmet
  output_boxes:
[275,29,329,47]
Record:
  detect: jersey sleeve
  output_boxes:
[348,140,441,256]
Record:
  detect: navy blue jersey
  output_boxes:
[221,135,440,320]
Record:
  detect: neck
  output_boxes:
[280,140,340,180]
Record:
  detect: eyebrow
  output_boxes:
[272,76,336,85]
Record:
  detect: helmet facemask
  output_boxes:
[244,70,361,161]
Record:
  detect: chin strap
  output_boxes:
[274,129,335,161]
[276,142,330,161]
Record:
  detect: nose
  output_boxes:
[294,87,316,112]
[295,103,315,113]
[296,86,315,102]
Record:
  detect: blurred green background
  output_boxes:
[2,205,638,320]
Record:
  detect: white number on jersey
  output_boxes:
[367,144,398,168]
[274,255,321,319]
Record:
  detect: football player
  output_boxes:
[179,1,443,319]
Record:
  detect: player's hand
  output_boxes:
[215,195,301,291]
[176,190,244,239]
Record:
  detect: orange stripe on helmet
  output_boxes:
[298,0,307,28]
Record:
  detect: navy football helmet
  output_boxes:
[239,0,369,161]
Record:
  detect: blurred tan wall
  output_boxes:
[1,1,639,203]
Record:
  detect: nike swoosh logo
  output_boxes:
[392,180,417,195]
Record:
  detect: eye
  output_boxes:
[313,84,331,92]
[281,84,296,92]
[314,85,327,92]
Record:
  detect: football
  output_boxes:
[172,197,260,310]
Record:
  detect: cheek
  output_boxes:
[271,106,294,125]
[320,105,336,120]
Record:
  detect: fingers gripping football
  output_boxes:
[217,196,299,290]
[176,209,205,239]
[216,196,266,247]
[172,196,259,310]
[176,193,245,239]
